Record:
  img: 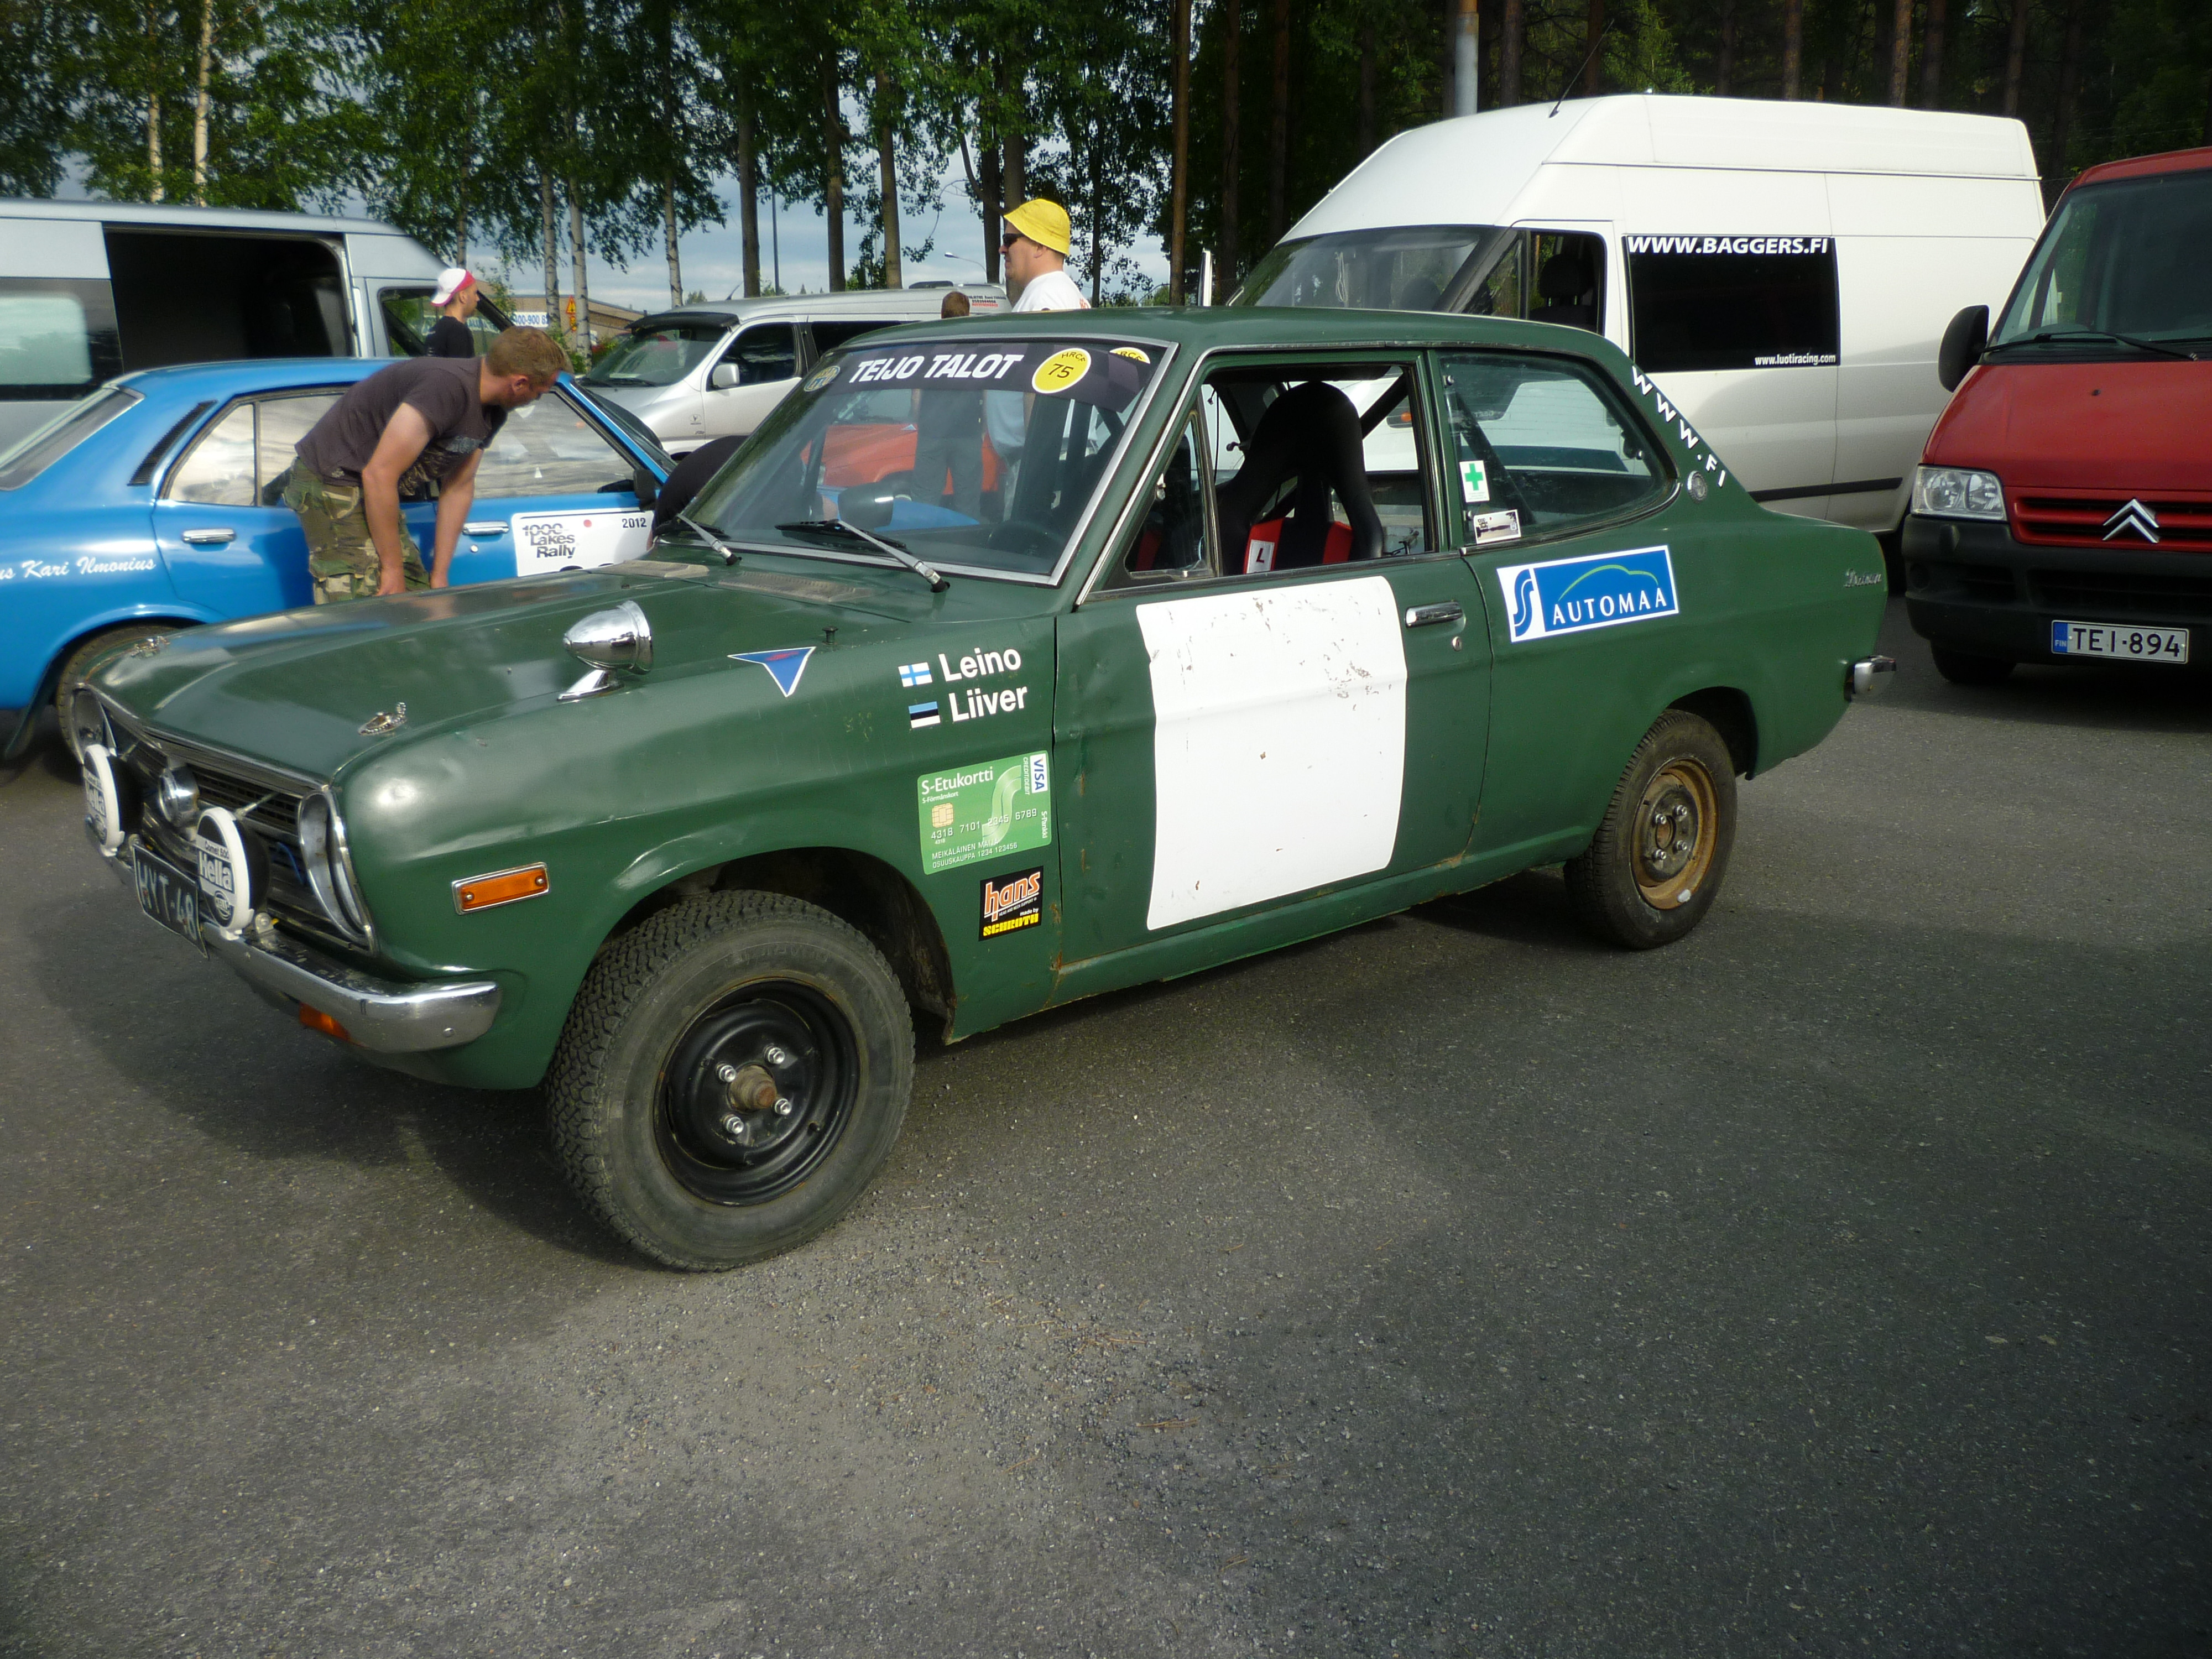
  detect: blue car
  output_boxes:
[1,358,672,757]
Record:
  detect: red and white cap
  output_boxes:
[432,267,476,306]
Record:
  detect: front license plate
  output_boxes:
[132,843,204,952]
[2051,620,2190,664]
[511,509,651,574]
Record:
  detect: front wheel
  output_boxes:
[1565,709,1738,950]
[56,623,180,758]
[546,891,914,1270]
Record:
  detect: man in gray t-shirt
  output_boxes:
[278,327,568,602]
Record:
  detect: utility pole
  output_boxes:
[1168,0,1191,302]
[1452,0,1480,116]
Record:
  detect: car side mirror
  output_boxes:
[1938,305,1989,393]
[840,486,899,530]
[710,363,738,390]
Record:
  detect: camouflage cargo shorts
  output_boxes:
[276,465,431,603]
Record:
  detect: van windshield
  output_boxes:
[1234,226,1512,311]
[684,336,1161,581]
[585,322,727,387]
[1989,169,2212,354]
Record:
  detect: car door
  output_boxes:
[1052,354,1491,968]
[153,390,341,615]
[1433,347,1684,865]
[427,383,669,581]
[700,323,800,440]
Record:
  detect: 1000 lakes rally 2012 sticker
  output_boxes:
[1496,545,1680,643]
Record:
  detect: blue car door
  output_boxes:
[151,392,342,615]
[413,382,669,581]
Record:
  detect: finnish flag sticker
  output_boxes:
[899,661,932,687]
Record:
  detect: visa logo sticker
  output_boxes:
[1496,545,1679,643]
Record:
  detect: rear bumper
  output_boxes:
[1901,513,2212,667]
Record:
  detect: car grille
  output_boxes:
[1907,562,2021,604]
[2013,494,2212,550]
[2029,568,2212,622]
[95,703,341,942]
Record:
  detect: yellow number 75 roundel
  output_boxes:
[1030,348,1092,394]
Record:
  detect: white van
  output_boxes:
[578,285,1007,454]
[0,199,488,450]
[1237,95,2046,532]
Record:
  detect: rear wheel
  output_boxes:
[1931,645,2013,685]
[1565,709,1738,950]
[55,623,180,758]
[546,891,914,1270]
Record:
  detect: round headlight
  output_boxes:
[298,792,369,941]
[158,764,200,830]
[193,806,267,939]
[81,744,131,856]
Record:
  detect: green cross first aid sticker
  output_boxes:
[916,752,1052,874]
[1459,459,1490,503]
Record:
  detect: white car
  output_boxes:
[579,286,1006,455]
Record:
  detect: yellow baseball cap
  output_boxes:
[1004,198,1071,257]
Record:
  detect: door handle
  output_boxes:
[462,521,508,536]
[180,527,235,545]
[1404,602,1463,628]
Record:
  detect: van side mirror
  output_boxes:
[710,362,738,390]
[1938,305,1989,393]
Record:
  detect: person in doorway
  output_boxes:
[275,327,568,602]
[1000,200,1087,312]
[424,268,480,358]
[987,200,1087,498]
[912,289,984,519]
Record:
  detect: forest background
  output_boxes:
[2,0,2208,329]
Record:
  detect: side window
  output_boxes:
[1437,353,1666,543]
[807,319,898,357]
[0,278,122,397]
[471,393,637,498]
[379,287,498,357]
[1625,238,1839,372]
[1528,233,1605,332]
[1126,360,1431,585]
[254,393,339,503]
[723,324,798,386]
[1111,412,1211,585]
[167,402,257,505]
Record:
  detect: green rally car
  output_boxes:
[75,309,1892,1269]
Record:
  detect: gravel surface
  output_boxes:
[3,597,2208,1657]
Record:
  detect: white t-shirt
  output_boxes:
[989,267,1089,455]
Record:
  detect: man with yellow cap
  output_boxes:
[1000,199,1088,313]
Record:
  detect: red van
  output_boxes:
[1903,145,2212,683]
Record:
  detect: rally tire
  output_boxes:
[55,623,180,758]
[1931,645,2013,686]
[545,891,914,1270]
[1564,709,1738,951]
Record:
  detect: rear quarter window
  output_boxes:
[0,385,140,490]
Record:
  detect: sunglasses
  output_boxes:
[1000,233,1026,251]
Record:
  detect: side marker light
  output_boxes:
[299,1005,352,1042]
[455,863,551,913]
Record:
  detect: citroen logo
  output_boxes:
[2102,499,2161,543]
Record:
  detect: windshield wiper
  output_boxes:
[668,509,740,566]
[1990,327,2198,362]
[776,519,950,592]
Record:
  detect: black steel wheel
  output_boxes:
[55,623,179,759]
[1564,708,1738,950]
[546,891,913,1270]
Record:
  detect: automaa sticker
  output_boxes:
[1497,545,1679,642]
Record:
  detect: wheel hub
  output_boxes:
[1638,785,1701,881]
[659,987,854,1203]
[1631,759,1718,911]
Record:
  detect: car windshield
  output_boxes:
[582,321,727,387]
[0,384,140,490]
[684,336,1162,581]
[1990,169,2212,351]
[1234,225,1511,311]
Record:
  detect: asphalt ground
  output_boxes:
[3,596,2208,1658]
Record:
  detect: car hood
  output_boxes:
[91,559,931,782]
[1929,361,2212,493]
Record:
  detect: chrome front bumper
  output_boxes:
[105,838,501,1052]
[1846,655,1898,699]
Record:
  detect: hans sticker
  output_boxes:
[1497,545,1679,643]
[980,866,1044,940]
[1031,348,1092,395]
[916,752,1051,875]
[731,646,816,697]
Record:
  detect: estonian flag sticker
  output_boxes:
[898,661,932,687]
[907,701,941,729]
